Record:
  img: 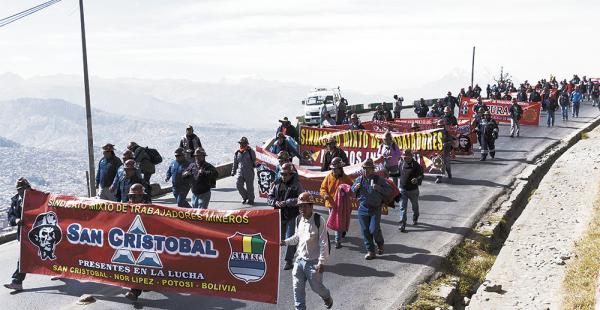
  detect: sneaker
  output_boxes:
[247,200,254,205]
[124,291,138,301]
[510,134,514,138]
[335,242,342,249]
[365,252,375,260]
[323,296,334,309]
[413,219,418,226]
[3,283,22,291]
[377,244,384,255]
[341,231,346,238]
[435,177,442,184]
[283,261,293,270]
[241,199,247,204]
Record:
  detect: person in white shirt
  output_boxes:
[282,192,333,310]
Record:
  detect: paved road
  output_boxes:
[1,103,598,310]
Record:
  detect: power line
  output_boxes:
[0,0,63,28]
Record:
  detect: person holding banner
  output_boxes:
[508,99,523,138]
[114,160,149,203]
[435,120,454,183]
[473,97,489,114]
[268,163,303,270]
[352,159,392,260]
[124,183,150,301]
[320,157,353,249]
[348,113,365,130]
[281,192,334,310]
[321,138,349,172]
[4,178,31,291]
[378,131,402,185]
[477,111,499,161]
[440,106,458,126]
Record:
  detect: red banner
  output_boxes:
[19,190,281,304]
[458,98,541,126]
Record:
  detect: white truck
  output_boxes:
[302,88,342,126]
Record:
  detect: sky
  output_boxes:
[1,0,599,93]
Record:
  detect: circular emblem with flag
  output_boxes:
[227,232,267,284]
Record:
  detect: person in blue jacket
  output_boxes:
[165,148,192,208]
[4,178,32,291]
[96,143,122,200]
[351,159,391,260]
[570,88,583,118]
[114,160,149,203]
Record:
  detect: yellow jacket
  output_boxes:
[320,172,353,208]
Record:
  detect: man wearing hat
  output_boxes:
[272,132,301,160]
[114,159,149,203]
[96,143,123,201]
[393,95,404,118]
[183,148,218,209]
[414,98,429,118]
[372,104,386,121]
[123,184,149,301]
[473,96,489,114]
[268,163,303,270]
[347,113,365,130]
[320,137,348,172]
[4,178,32,291]
[351,159,391,260]
[127,142,154,195]
[321,111,337,127]
[398,149,424,232]
[165,148,192,208]
[427,102,442,118]
[435,119,454,184]
[179,125,203,160]
[232,137,257,205]
[320,157,353,248]
[110,149,139,199]
[443,91,458,114]
[274,151,291,183]
[276,117,299,143]
[476,111,499,161]
[508,98,523,137]
[281,192,334,310]
[440,106,458,126]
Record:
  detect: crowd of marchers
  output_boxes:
[5,74,598,310]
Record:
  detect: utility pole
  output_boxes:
[470,46,475,88]
[79,0,96,197]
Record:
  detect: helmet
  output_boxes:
[16,177,31,190]
[297,192,314,205]
[238,136,249,144]
[174,147,185,156]
[330,157,344,169]
[351,113,358,119]
[122,150,134,160]
[128,183,145,196]
[444,106,451,113]
[194,148,207,156]
[123,159,137,170]
[277,151,290,160]
[281,163,295,174]
[362,158,375,169]
[127,141,138,151]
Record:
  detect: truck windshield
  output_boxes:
[306,95,333,105]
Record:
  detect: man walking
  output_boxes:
[398,150,424,232]
[547,92,559,127]
[165,148,192,208]
[232,137,256,205]
[96,143,122,201]
[351,159,391,260]
[183,148,218,209]
[268,163,303,270]
[4,178,32,291]
[179,125,203,160]
[282,192,333,310]
[435,120,453,183]
[571,87,583,118]
[477,111,499,161]
[559,91,570,121]
[124,183,150,301]
[127,142,155,194]
[508,98,523,137]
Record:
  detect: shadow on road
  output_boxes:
[419,195,457,202]
[444,177,507,188]
[327,263,395,277]
[212,187,238,192]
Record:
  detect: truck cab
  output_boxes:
[302,88,342,126]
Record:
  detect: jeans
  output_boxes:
[572,102,580,117]
[547,110,555,126]
[357,211,384,252]
[561,106,569,120]
[282,218,297,262]
[191,191,211,209]
[510,118,520,136]
[292,258,331,310]
[400,188,420,224]
[172,187,191,208]
[12,260,26,284]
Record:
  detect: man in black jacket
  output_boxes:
[321,138,349,172]
[267,163,303,270]
[4,178,32,291]
[127,142,154,195]
[398,150,424,232]
[179,125,203,160]
[183,148,218,209]
[276,117,299,143]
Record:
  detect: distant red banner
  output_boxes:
[458,98,541,126]
[20,190,280,304]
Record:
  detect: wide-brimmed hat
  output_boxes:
[238,136,249,144]
[279,117,291,123]
[102,143,115,151]
[16,177,31,190]
[362,158,375,169]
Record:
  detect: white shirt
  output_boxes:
[284,213,329,265]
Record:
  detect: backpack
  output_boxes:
[296,213,331,255]
[145,147,163,165]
